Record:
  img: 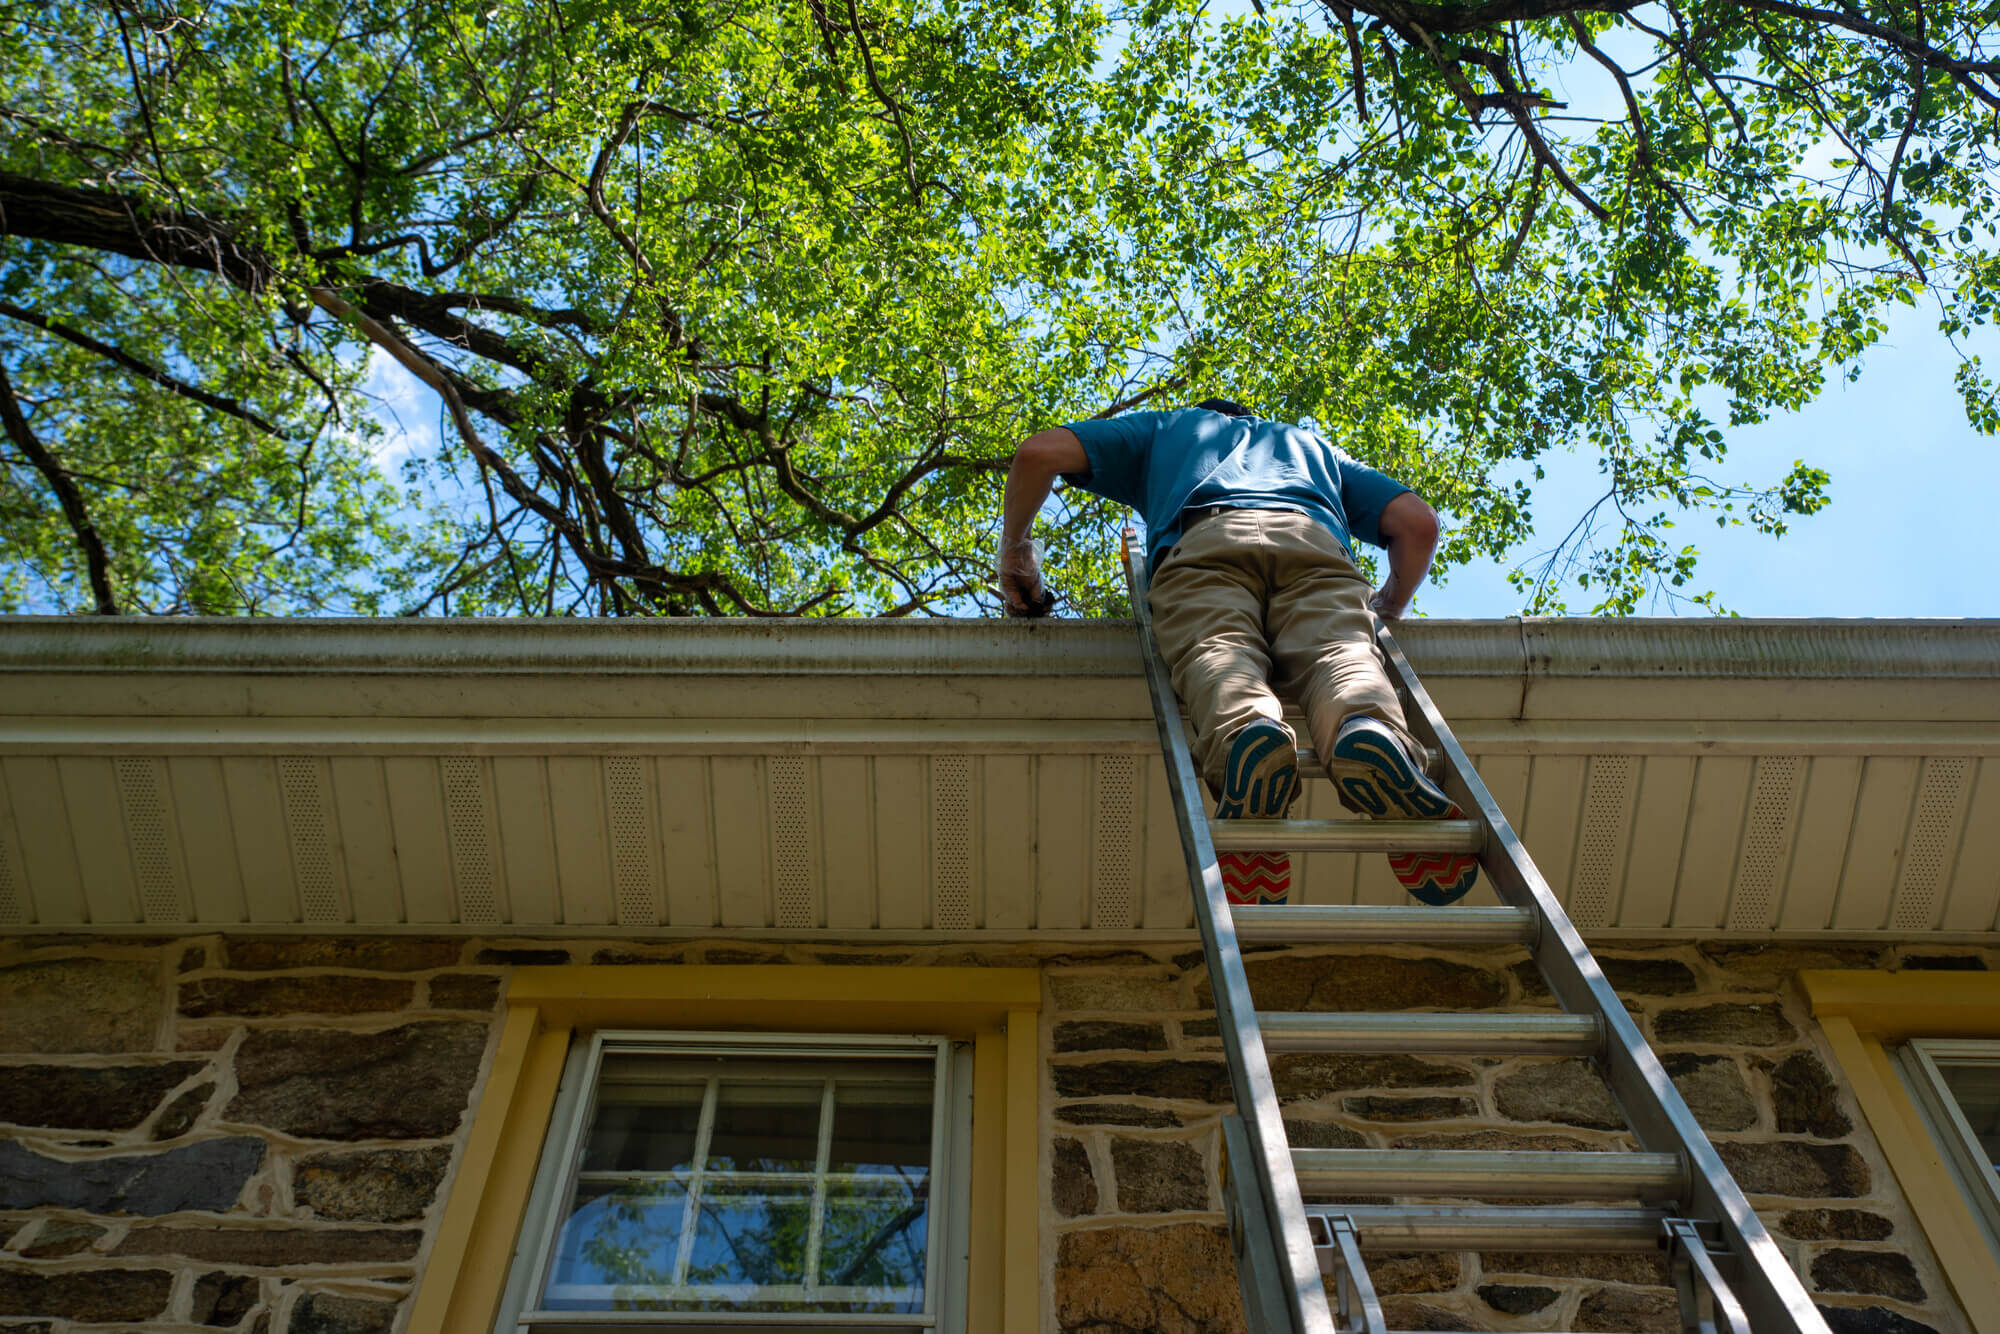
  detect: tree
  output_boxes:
[1,0,1991,616]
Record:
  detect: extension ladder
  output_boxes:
[1121,530,1829,1334]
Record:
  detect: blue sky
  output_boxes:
[1413,301,1998,619]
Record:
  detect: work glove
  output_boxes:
[997,537,1056,618]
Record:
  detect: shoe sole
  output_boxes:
[1220,850,1290,905]
[1331,718,1477,903]
[1388,843,1480,905]
[1216,721,1299,821]
[1329,719,1452,819]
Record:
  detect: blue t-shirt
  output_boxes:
[1061,408,1410,572]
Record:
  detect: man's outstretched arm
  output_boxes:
[1370,490,1442,620]
[998,427,1087,615]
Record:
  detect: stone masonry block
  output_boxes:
[1052,1060,1231,1104]
[0,961,161,1054]
[1205,954,1506,1012]
[1576,1286,1680,1333]
[0,1136,263,1214]
[1810,1249,1926,1302]
[1052,1138,1097,1217]
[1772,1051,1853,1138]
[113,1226,422,1266]
[289,1293,400,1334]
[1662,1053,1758,1133]
[1055,1224,1244,1334]
[228,1022,487,1140]
[1052,1021,1168,1053]
[1495,1059,1622,1130]
[0,1061,207,1131]
[1776,1209,1894,1241]
[1110,1139,1208,1214]
[18,1222,105,1259]
[1715,1141,1869,1198]
[1653,1003,1798,1046]
[222,939,459,972]
[0,1269,174,1322]
[292,1146,453,1222]
[180,978,414,1019]
[1271,1054,1470,1102]
[192,1273,259,1328]
[427,975,501,1010]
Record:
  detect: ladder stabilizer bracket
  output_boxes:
[1316,1214,1387,1334]
[1663,1216,1753,1334]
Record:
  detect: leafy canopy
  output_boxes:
[1,0,1992,615]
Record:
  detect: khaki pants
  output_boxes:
[1147,509,1421,797]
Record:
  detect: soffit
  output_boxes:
[2,617,1997,939]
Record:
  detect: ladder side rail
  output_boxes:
[1374,625,1830,1334]
[1125,534,1336,1334]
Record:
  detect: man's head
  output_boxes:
[1192,397,1255,418]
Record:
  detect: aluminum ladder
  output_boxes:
[1121,531,1829,1334]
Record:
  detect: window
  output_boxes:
[408,965,1039,1334]
[1801,968,2000,1331]
[1898,1039,2000,1262]
[500,1031,973,1331]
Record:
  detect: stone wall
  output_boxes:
[0,933,1987,1334]
[1044,939,1991,1334]
[0,936,501,1334]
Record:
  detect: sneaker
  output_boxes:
[1329,716,1480,905]
[1215,718,1301,821]
[1214,719,1301,905]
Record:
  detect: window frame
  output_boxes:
[1896,1037,2000,1262]
[1801,968,2000,1332]
[408,965,1041,1334]
[503,1030,971,1330]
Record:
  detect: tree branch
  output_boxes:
[0,299,286,436]
[0,362,118,613]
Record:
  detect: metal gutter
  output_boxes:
[1,616,1997,680]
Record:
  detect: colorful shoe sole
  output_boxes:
[1216,718,1300,821]
[1329,717,1452,819]
[1387,805,1481,905]
[1221,850,1291,905]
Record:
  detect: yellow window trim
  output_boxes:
[407,966,1043,1334]
[1800,969,2000,1331]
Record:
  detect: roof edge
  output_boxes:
[1,616,1996,680]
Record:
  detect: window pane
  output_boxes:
[542,1179,689,1308]
[829,1080,934,1174]
[580,1061,705,1172]
[685,1182,816,1297]
[704,1077,824,1173]
[532,1045,943,1319]
[819,1178,928,1311]
[1939,1058,2000,1170]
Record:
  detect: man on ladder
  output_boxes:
[998,398,1478,905]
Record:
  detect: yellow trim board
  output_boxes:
[1801,971,2000,1331]
[412,965,1042,1334]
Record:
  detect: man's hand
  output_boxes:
[998,538,1053,617]
[1368,588,1407,621]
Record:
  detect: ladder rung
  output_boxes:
[1309,1204,1666,1252]
[1294,1149,1683,1200]
[1210,818,1482,853]
[1261,1011,1602,1056]
[1233,904,1533,944]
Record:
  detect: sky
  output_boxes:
[1412,301,1999,620]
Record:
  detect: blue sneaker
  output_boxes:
[1328,716,1452,819]
[1215,718,1301,821]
